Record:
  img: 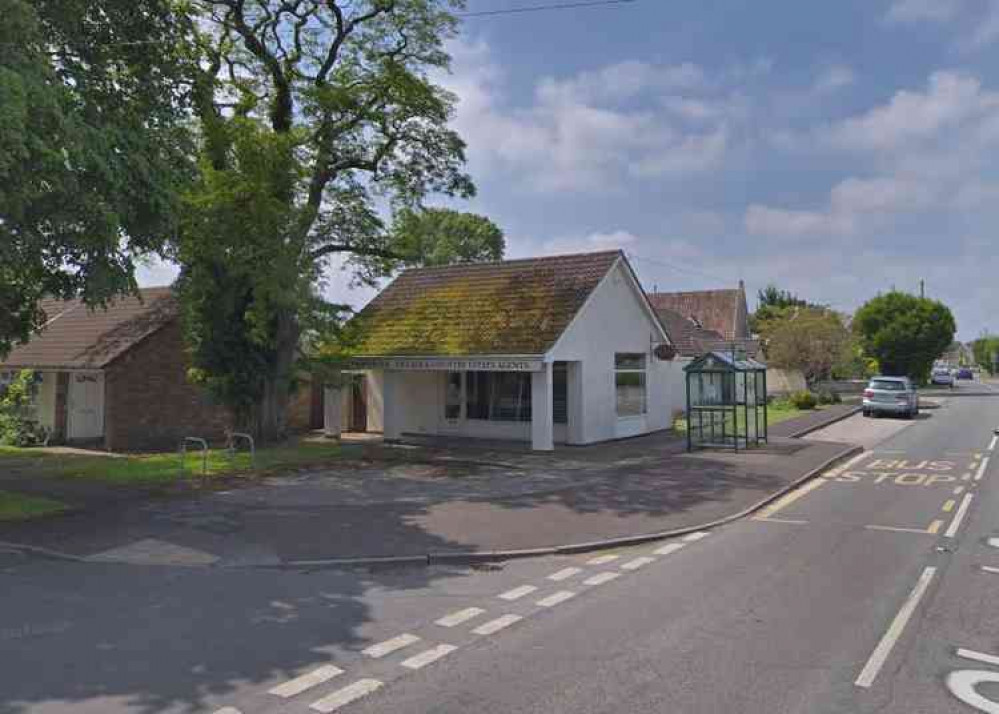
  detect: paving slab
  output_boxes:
[0,434,858,566]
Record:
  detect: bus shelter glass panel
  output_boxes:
[684,350,768,452]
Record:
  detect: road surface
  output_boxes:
[4,381,999,714]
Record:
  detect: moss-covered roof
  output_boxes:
[353,251,623,356]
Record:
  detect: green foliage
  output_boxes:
[816,389,842,405]
[758,307,853,383]
[972,335,999,374]
[789,390,818,410]
[0,370,39,446]
[177,1,483,440]
[0,0,194,356]
[853,292,956,383]
[751,284,811,331]
[390,208,504,266]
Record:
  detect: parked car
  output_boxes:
[863,376,919,419]
[931,367,955,387]
[957,367,974,380]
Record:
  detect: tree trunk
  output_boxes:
[252,308,300,444]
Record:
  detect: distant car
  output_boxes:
[957,367,974,380]
[931,368,955,386]
[863,376,919,419]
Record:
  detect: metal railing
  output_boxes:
[179,436,208,475]
[226,431,255,468]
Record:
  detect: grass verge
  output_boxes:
[0,490,69,521]
[0,440,347,486]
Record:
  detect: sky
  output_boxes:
[138,0,999,340]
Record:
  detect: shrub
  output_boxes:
[789,390,818,410]
[0,370,39,446]
[817,389,842,405]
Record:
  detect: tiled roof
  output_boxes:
[353,251,623,356]
[647,287,748,341]
[0,287,178,370]
[655,308,761,358]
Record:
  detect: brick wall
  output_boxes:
[104,320,233,452]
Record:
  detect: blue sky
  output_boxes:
[139,0,999,339]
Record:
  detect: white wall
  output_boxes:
[34,371,57,430]
[550,262,683,443]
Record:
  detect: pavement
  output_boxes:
[0,407,860,568]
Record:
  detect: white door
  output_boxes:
[68,373,105,439]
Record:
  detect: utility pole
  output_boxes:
[919,279,925,299]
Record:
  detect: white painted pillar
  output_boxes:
[566,361,585,445]
[382,370,402,441]
[531,363,554,451]
[323,385,342,439]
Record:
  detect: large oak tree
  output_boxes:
[178,1,476,440]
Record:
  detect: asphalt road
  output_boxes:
[4,381,999,714]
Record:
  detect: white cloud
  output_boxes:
[885,0,964,23]
[821,71,997,151]
[441,39,748,192]
[813,65,855,94]
[135,257,180,287]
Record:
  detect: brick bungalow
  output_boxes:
[0,288,321,451]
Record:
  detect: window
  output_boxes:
[615,353,647,417]
[466,372,532,422]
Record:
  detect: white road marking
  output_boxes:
[954,486,966,495]
[963,473,973,481]
[653,542,686,556]
[989,538,999,549]
[584,572,621,586]
[621,556,656,571]
[855,566,936,688]
[975,457,991,481]
[947,670,999,714]
[865,524,937,535]
[269,665,344,698]
[536,590,576,608]
[958,648,999,667]
[362,634,420,659]
[945,494,974,538]
[989,436,998,452]
[981,566,999,575]
[682,531,711,542]
[498,585,538,601]
[309,679,384,713]
[213,709,242,714]
[586,554,620,565]
[752,516,809,525]
[472,614,523,635]
[547,567,582,582]
[400,644,458,670]
[435,607,485,628]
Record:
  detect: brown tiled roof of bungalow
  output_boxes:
[353,251,628,356]
[647,283,750,341]
[0,287,178,370]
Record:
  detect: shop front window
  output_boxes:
[615,353,647,417]
[466,371,532,422]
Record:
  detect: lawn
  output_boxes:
[673,402,825,434]
[0,440,348,486]
[0,490,69,521]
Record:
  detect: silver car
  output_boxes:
[862,376,919,419]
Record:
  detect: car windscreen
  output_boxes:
[870,380,906,391]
